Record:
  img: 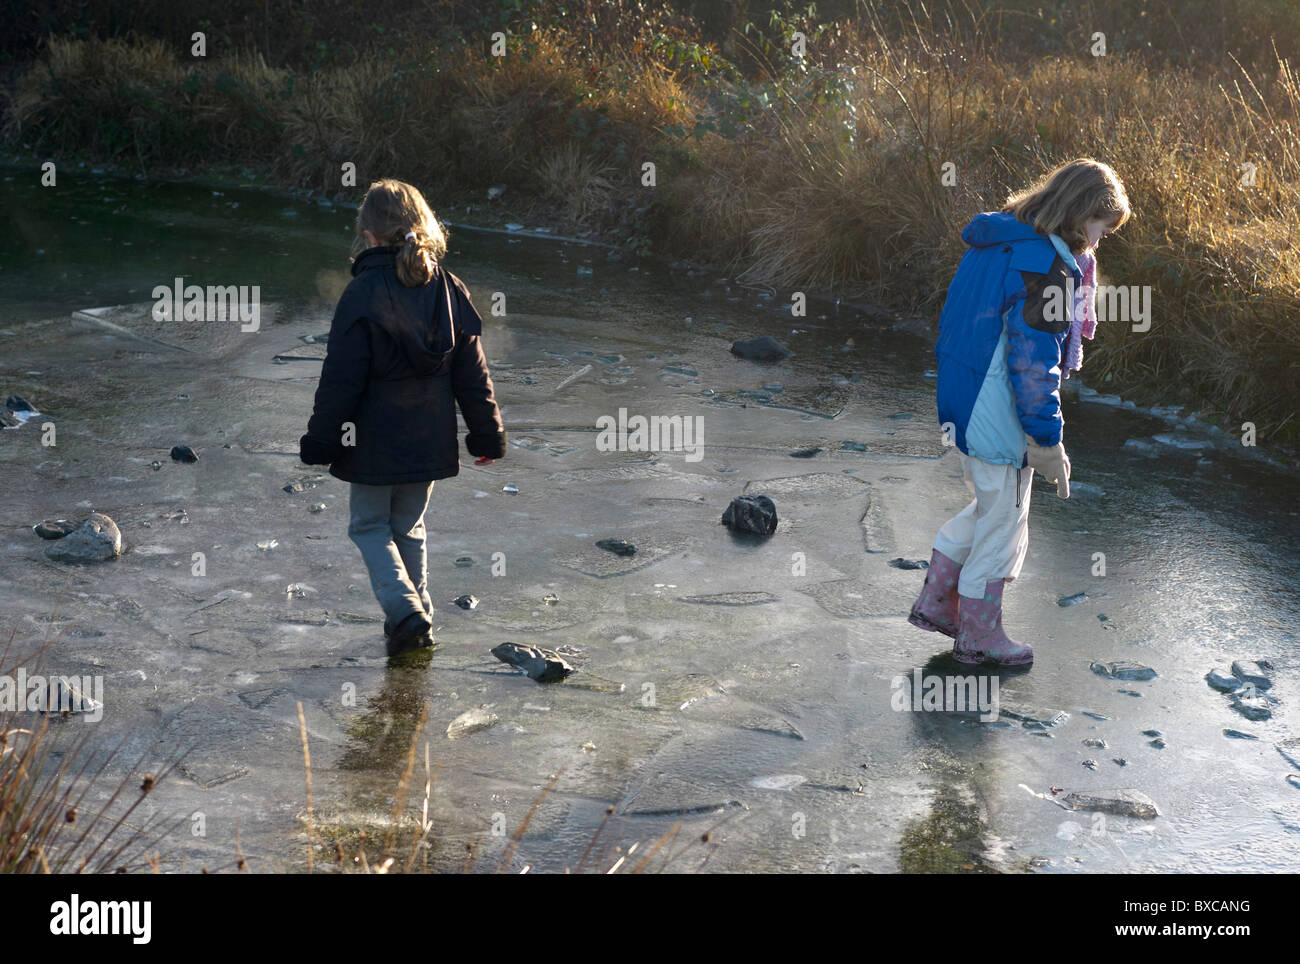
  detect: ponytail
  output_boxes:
[352,178,450,286]
[398,231,436,287]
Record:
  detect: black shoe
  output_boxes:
[386,612,433,657]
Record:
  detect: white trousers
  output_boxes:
[932,453,1033,599]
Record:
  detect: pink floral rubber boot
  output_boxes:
[907,548,963,638]
[952,579,1033,666]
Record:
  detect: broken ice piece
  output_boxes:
[503,483,519,494]
[453,594,479,610]
[1090,660,1158,681]
[446,706,499,739]
[256,539,278,550]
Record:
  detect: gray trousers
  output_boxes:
[347,481,435,625]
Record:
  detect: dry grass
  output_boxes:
[0,619,183,874]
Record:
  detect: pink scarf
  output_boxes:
[1063,248,1097,378]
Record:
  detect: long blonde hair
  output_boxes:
[350,178,449,286]
[1004,158,1131,253]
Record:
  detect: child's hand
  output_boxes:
[474,456,495,466]
[1025,438,1070,499]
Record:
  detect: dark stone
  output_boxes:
[888,557,929,570]
[1223,729,1258,740]
[34,520,77,540]
[5,395,34,412]
[454,556,475,567]
[453,594,479,611]
[595,538,636,557]
[730,336,793,362]
[491,642,574,683]
[721,495,778,536]
[170,444,198,463]
[789,447,821,458]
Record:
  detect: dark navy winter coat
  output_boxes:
[299,246,506,484]
[935,212,1083,465]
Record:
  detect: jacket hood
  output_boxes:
[960,211,1048,249]
[351,246,456,376]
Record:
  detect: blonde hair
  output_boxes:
[350,178,449,286]
[1004,158,1131,253]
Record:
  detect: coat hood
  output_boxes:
[960,211,1048,249]
[960,211,1081,278]
[351,246,457,376]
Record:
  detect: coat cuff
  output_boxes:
[299,434,343,465]
[466,431,507,459]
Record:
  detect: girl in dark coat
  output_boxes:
[299,179,506,656]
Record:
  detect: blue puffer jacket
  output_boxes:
[935,211,1082,466]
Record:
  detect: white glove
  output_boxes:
[1025,438,1070,499]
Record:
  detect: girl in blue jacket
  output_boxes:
[909,158,1130,666]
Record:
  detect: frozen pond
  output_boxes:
[1,170,1297,872]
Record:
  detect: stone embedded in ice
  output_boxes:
[45,513,121,563]
[1058,592,1088,606]
[595,538,636,557]
[453,594,479,611]
[1060,788,1160,819]
[730,336,793,362]
[170,444,198,463]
